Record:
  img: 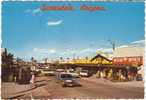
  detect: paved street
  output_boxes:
[17,76,144,99]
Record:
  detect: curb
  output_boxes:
[2,86,36,99]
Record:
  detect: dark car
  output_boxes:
[136,74,143,81]
[57,73,81,87]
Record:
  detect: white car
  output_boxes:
[56,69,65,72]
[42,69,55,76]
[67,71,80,78]
[80,70,91,77]
[35,68,43,72]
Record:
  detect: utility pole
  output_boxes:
[73,53,76,61]
[44,58,48,64]
[108,39,116,51]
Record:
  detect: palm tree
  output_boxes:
[2,48,14,66]
[2,48,14,82]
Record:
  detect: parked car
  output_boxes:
[57,73,81,87]
[42,69,55,76]
[136,74,143,81]
[35,68,43,76]
[80,70,92,77]
[56,69,65,72]
[35,68,43,73]
[67,70,80,78]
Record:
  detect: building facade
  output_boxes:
[113,46,144,78]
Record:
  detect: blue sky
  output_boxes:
[2,1,144,61]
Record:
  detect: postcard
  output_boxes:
[1,0,145,99]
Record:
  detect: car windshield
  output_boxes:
[43,69,53,71]
[56,69,64,72]
[81,70,88,73]
[61,74,73,78]
[69,71,74,73]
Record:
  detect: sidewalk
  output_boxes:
[1,76,51,99]
[29,85,51,99]
[82,76,144,88]
[1,82,33,99]
[113,80,144,88]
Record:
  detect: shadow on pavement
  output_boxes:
[17,83,47,94]
[15,86,37,94]
[35,79,51,83]
[35,83,46,88]
[35,80,46,83]
[8,93,26,99]
[8,83,47,99]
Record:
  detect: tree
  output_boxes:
[2,48,14,67]
[2,48,14,82]
[31,57,34,62]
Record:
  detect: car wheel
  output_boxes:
[62,84,66,87]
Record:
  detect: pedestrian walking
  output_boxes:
[30,72,36,88]
[96,70,100,78]
[100,71,103,78]
[107,69,113,79]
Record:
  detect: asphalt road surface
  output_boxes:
[19,76,144,99]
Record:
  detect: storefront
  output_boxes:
[112,46,144,81]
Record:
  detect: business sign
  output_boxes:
[113,56,143,65]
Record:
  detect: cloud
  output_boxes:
[25,8,42,16]
[47,20,63,26]
[29,39,144,61]
[101,48,113,53]
[131,40,145,44]
[118,45,128,48]
[78,48,98,57]
[118,39,145,48]
[33,48,56,54]
[59,48,114,59]
[32,8,41,14]
[80,48,96,54]
[48,49,56,53]
[59,48,97,58]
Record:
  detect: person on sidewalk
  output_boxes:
[30,72,36,89]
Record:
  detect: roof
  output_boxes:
[90,54,112,62]
[113,47,144,57]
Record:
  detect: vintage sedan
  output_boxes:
[57,73,81,87]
